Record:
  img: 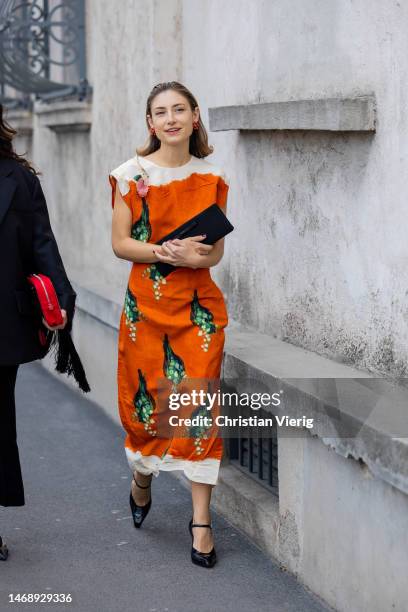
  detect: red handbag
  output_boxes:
[27,273,64,329]
[26,273,90,393]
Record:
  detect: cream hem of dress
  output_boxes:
[125,447,220,485]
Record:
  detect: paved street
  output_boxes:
[1,363,332,612]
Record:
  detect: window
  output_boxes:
[0,0,90,108]
[228,406,279,496]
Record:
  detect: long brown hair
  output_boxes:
[0,104,39,174]
[136,81,214,158]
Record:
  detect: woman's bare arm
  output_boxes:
[111,183,159,263]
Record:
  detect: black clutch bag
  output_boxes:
[154,203,234,277]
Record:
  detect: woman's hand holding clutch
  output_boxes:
[153,235,214,269]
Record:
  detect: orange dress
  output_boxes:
[109,154,230,485]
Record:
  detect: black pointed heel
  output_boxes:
[0,537,9,561]
[129,477,152,529]
[188,518,217,568]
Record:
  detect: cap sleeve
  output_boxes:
[109,169,134,211]
[217,169,230,209]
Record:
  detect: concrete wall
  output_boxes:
[190,0,408,376]
[279,432,408,612]
[184,0,408,378]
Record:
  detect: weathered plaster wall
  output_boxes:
[279,433,408,612]
[182,0,408,377]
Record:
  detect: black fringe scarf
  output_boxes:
[47,329,91,393]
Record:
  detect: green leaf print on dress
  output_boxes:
[142,263,167,300]
[189,401,213,456]
[132,369,157,436]
[124,286,146,342]
[131,197,151,242]
[190,289,219,352]
[163,333,186,391]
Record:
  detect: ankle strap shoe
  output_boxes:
[188,518,217,568]
[129,477,152,529]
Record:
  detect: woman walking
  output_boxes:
[110,81,230,568]
[0,104,78,560]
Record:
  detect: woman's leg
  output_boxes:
[0,365,24,507]
[131,471,152,506]
[191,482,215,553]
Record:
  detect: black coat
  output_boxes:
[0,157,76,365]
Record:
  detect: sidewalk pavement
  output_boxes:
[1,363,333,612]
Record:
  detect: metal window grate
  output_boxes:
[0,0,91,108]
[228,408,279,496]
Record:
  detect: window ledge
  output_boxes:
[209,95,376,132]
[34,99,92,133]
[5,109,34,135]
[223,320,408,497]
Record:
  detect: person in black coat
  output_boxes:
[0,104,77,560]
